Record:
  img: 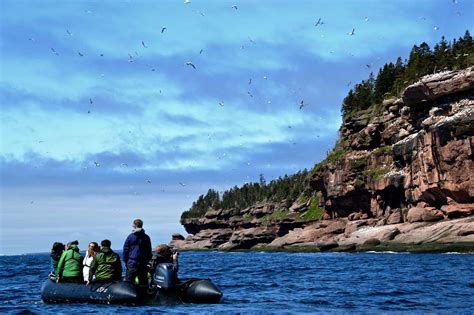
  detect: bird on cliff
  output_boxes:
[348,28,355,35]
[185,61,196,69]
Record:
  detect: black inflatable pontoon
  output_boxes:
[41,264,223,305]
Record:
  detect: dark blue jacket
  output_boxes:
[123,229,152,268]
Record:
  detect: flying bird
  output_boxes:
[315,18,323,26]
[66,29,72,36]
[199,49,203,54]
[185,61,196,69]
[348,28,355,35]
[248,78,252,85]
[231,5,238,10]
[51,48,58,55]
[146,179,152,183]
[218,101,224,107]
[161,27,167,33]
[299,100,307,109]
[184,0,191,4]
[78,52,84,57]
[142,41,147,48]
[247,91,253,97]
[89,98,93,104]
[94,161,100,167]
[179,182,186,187]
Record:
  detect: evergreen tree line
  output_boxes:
[181,170,310,219]
[342,30,474,118]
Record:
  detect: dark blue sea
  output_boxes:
[0,251,473,314]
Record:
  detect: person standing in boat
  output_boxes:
[148,244,179,273]
[123,219,152,285]
[56,240,83,283]
[82,242,99,282]
[87,239,122,284]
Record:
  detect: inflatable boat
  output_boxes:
[41,263,223,305]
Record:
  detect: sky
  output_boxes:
[1,0,473,255]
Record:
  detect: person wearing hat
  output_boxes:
[56,240,83,283]
[148,244,179,273]
[123,219,152,285]
[49,242,65,279]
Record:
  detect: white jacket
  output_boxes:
[83,254,95,282]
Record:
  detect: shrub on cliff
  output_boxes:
[341,30,474,121]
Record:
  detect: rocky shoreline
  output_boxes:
[171,67,474,253]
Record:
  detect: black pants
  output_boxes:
[125,266,148,285]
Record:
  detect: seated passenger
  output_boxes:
[148,244,179,273]
[83,242,99,282]
[49,242,65,278]
[56,240,83,283]
[87,239,122,284]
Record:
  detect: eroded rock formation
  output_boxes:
[173,67,474,252]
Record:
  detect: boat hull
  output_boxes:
[41,280,138,304]
[41,278,222,305]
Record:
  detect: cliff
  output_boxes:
[172,67,474,252]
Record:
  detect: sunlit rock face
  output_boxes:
[174,67,474,251]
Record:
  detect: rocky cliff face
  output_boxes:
[173,67,474,252]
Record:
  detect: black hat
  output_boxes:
[52,242,65,252]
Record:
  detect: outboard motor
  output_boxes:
[153,263,177,290]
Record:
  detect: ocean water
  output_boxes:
[0,251,473,314]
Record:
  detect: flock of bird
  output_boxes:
[26,0,461,198]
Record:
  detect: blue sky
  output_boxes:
[1,0,473,255]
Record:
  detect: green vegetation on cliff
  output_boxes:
[341,31,474,120]
[181,170,310,219]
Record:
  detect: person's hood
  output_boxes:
[133,228,145,234]
[68,244,79,252]
[101,247,112,254]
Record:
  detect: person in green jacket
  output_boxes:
[87,239,122,284]
[56,241,83,283]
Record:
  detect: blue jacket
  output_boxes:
[123,229,152,268]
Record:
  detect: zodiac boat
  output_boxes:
[41,263,223,305]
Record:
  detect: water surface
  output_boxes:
[1,251,473,313]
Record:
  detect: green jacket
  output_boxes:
[56,244,83,278]
[89,247,122,282]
